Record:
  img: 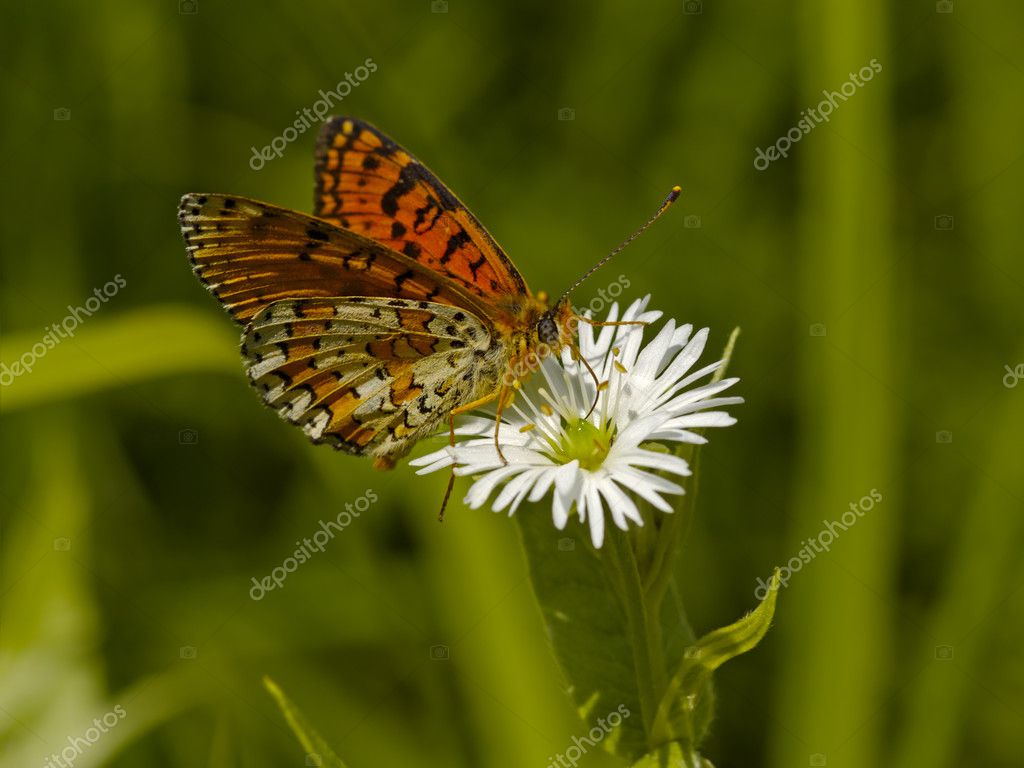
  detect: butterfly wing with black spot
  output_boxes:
[179,193,494,325]
[242,296,495,466]
[313,116,531,302]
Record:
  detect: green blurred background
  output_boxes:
[2,1,1022,766]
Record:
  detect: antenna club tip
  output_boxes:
[669,185,682,199]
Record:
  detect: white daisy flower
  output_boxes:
[410,296,743,548]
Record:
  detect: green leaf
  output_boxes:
[711,328,740,386]
[263,677,351,768]
[652,570,780,745]
[515,512,650,760]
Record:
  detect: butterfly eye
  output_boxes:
[537,315,559,345]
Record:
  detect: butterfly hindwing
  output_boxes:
[179,193,488,325]
[241,296,496,465]
[313,116,529,301]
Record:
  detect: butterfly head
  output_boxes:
[502,294,576,388]
[537,311,561,346]
[536,294,576,349]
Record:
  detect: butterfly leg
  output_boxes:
[438,388,504,521]
[491,382,513,465]
[568,344,605,419]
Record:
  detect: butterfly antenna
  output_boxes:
[556,185,681,306]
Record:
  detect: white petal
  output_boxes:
[632,319,677,381]
[612,413,673,450]
[673,396,744,414]
[493,469,542,513]
[658,327,710,386]
[667,360,722,394]
[411,447,455,474]
[666,412,738,429]
[615,448,692,477]
[526,466,560,503]
[463,465,527,508]
[665,379,740,411]
[551,462,582,529]
[613,467,684,510]
[583,480,606,548]
[648,427,709,444]
[598,479,643,527]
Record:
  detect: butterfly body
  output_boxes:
[179,117,574,467]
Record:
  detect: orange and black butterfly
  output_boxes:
[178,117,677,483]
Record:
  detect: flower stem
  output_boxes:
[604,527,665,745]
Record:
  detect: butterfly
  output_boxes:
[178,116,678,499]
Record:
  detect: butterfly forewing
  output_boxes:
[314,117,529,302]
[242,296,494,464]
[179,193,489,325]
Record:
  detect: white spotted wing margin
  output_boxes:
[240,296,497,467]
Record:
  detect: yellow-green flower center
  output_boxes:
[553,418,613,471]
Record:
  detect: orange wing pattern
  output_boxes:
[241,296,496,465]
[179,193,491,325]
[313,117,529,302]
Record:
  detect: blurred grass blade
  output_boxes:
[892,363,1024,767]
[770,1,898,765]
[0,305,237,412]
[263,677,351,768]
